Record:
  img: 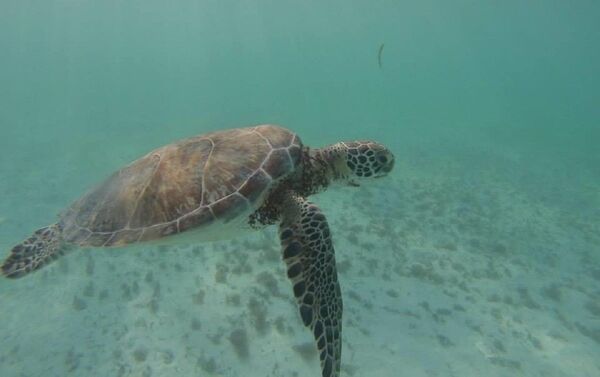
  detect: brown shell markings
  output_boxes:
[59,125,303,247]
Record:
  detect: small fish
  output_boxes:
[378,43,385,69]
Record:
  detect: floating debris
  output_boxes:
[378,43,385,69]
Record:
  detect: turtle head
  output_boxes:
[318,141,394,187]
[341,141,395,183]
[305,140,394,194]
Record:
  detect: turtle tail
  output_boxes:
[2,223,65,279]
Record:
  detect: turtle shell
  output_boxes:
[60,125,303,247]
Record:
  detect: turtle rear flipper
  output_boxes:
[278,193,342,377]
[2,224,65,278]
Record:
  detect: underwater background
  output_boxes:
[1,1,599,376]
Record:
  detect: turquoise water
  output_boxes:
[1,1,599,376]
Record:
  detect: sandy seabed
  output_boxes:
[0,154,599,377]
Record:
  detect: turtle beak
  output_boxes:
[348,180,360,187]
[380,153,395,174]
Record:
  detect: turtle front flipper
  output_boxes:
[1,223,65,278]
[278,193,342,377]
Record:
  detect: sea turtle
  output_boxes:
[1,124,394,377]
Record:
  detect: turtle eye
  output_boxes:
[377,154,388,164]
